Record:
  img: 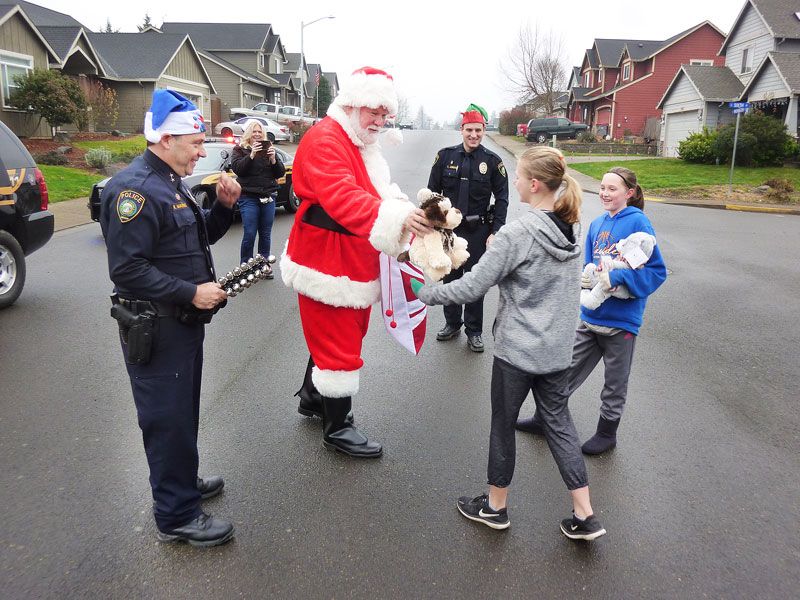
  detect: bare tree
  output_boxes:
[395,94,411,124]
[500,24,568,116]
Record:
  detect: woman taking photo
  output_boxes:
[231,120,285,277]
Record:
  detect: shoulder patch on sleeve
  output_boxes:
[116,190,146,223]
[432,153,440,167]
[498,162,507,178]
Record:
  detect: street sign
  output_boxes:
[728,102,751,109]
[732,107,748,114]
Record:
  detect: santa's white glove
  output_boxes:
[581,264,598,289]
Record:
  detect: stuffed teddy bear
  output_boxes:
[580,232,657,310]
[397,189,470,282]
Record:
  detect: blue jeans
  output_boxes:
[238,194,276,262]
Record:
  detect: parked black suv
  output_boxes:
[526,117,589,143]
[0,120,54,309]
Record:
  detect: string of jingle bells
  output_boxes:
[217,254,276,297]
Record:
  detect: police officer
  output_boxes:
[427,103,509,352]
[100,90,241,547]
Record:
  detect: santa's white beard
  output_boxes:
[348,110,379,145]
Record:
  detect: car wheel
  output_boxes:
[284,180,301,213]
[537,133,548,143]
[221,127,233,138]
[267,132,276,143]
[194,189,212,209]
[0,230,26,310]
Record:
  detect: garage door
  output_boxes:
[663,110,700,158]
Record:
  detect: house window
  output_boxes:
[273,58,281,74]
[1,52,33,108]
[598,70,603,84]
[584,72,590,87]
[690,59,713,66]
[259,54,265,69]
[623,63,631,81]
[741,48,752,74]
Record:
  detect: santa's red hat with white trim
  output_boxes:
[333,66,398,115]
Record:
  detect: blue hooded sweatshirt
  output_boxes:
[580,206,667,335]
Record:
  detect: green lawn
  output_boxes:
[569,158,800,189]
[40,165,101,202]
[73,135,146,154]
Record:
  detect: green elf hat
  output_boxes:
[461,103,488,125]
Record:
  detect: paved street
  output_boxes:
[1,130,798,599]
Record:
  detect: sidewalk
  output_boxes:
[487,133,800,216]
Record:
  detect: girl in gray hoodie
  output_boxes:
[414,147,605,541]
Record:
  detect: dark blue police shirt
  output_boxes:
[100,149,233,304]
[427,143,509,235]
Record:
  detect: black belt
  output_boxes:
[301,203,354,236]
[117,297,179,318]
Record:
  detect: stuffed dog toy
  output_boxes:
[397,189,469,282]
[581,232,657,310]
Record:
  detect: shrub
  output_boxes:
[110,150,140,164]
[9,69,86,134]
[763,178,795,203]
[678,128,717,164]
[577,131,598,143]
[712,127,757,166]
[499,106,532,136]
[33,151,68,165]
[713,112,793,166]
[85,148,112,168]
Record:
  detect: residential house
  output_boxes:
[285,52,310,112]
[0,1,217,136]
[658,0,800,156]
[657,66,744,155]
[0,3,62,137]
[160,22,295,116]
[567,22,726,140]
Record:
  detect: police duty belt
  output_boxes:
[218,254,276,297]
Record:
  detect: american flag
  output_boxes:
[314,71,320,85]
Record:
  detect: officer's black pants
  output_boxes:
[488,357,588,490]
[443,224,489,336]
[122,317,205,531]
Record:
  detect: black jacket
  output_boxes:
[231,145,285,198]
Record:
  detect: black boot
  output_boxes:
[515,412,545,436]
[322,396,382,458]
[296,356,353,424]
[581,416,619,455]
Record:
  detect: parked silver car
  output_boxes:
[213,116,291,142]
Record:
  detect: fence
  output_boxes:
[528,141,661,156]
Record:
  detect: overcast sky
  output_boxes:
[35,0,742,123]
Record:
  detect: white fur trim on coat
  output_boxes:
[312,366,360,398]
[369,199,413,256]
[281,249,381,309]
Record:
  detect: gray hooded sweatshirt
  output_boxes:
[418,208,582,374]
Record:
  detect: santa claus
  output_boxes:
[280,67,431,458]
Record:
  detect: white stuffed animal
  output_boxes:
[397,189,470,282]
[580,232,657,310]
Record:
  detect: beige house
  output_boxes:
[0,4,61,137]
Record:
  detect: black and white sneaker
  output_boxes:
[456,494,510,530]
[559,513,606,541]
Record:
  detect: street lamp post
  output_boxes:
[300,16,335,117]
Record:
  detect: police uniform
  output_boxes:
[427,142,509,337]
[100,149,233,532]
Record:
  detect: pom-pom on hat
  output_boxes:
[144,89,206,143]
[333,66,398,115]
[461,102,488,126]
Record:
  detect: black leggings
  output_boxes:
[488,357,588,490]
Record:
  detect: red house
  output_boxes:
[567,22,726,140]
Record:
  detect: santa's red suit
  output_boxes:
[281,97,413,400]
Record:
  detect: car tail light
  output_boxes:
[35,167,49,210]
[280,127,288,133]
[225,135,235,143]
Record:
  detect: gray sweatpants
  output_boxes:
[568,322,637,421]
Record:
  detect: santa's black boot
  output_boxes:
[581,416,619,455]
[295,356,353,424]
[322,396,382,458]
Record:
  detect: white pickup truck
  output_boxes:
[230,102,316,126]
